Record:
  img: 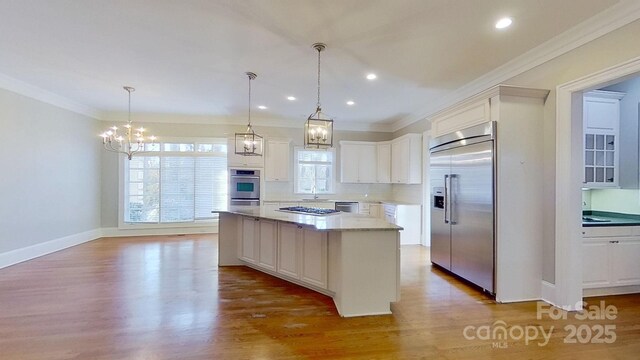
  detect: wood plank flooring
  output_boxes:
[0,234,639,359]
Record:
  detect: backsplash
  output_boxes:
[263,181,393,201]
[583,189,640,215]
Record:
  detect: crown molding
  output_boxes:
[391,0,640,132]
[0,72,102,119]
[101,112,394,133]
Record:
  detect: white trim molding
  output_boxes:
[101,226,217,238]
[392,0,640,132]
[541,280,556,305]
[555,55,640,312]
[0,72,102,119]
[0,229,102,269]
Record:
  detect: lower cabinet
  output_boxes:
[276,222,328,289]
[258,219,277,271]
[583,235,640,289]
[301,230,328,288]
[277,223,301,278]
[240,216,259,263]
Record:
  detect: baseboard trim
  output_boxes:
[541,280,556,304]
[100,226,217,238]
[583,285,640,297]
[0,228,102,269]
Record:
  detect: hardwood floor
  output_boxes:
[1,234,639,359]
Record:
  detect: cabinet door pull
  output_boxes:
[609,240,619,244]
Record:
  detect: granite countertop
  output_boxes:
[214,206,403,232]
[582,211,640,227]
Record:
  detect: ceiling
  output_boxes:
[0,0,627,131]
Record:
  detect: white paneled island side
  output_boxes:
[214,207,402,317]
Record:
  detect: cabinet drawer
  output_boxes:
[582,226,633,238]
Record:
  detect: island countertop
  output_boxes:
[214,206,403,232]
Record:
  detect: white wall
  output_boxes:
[0,88,101,256]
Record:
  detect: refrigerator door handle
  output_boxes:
[444,174,450,224]
[449,174,457,225]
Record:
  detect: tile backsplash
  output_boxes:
[583,188,640,214]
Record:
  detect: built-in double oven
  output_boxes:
[229,169,260,206]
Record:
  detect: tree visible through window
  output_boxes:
[124,140,228,224]
[294,148,335,194]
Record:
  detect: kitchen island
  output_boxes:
[215,206,402,317]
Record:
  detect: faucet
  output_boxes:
[312,185,319,199]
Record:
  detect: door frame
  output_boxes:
[554,55,640,310]
[422,130,431,246]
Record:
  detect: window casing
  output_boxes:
[121,138,228,225]
[294,147,336,194]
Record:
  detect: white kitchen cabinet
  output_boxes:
[582,227,640,291]
[358,202,382,218]
[376,142,391,183]
[611,238,640,286]
[383,203,421,245]
[301,230,328,288]
[227,138,264,168]
[339,141,377,183]
[265,140,290,181]
[369,204,382,218]
[391,134,422,184]
[583,91,624,188]
[258,219,277,271]
[276,222,328,289]
[239,216,259,263]
[277,222,301,278]
[582,239,611,288]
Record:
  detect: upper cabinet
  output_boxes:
[227,138,264,168]
[339,136,421,185]
[391,134,422,184]
[377,142,391,183]
[265,139,291,181]
[339,141,376,183]
[583,90,625,188]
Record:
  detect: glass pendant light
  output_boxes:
[235,72,263,156]
[304,43,333,149]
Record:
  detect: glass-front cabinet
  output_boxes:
[583,90,625,188]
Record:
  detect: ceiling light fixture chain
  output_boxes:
[314,42,325,108]
[234,72,263,156]
[246,71,256,127]
[100,86,156,160]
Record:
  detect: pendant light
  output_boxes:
[304,43,333,149]
[100,86,156,160]
[235,72,263,156]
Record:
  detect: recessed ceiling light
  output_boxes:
[346,100,355,106]
[366,73,377,80]
[287,96,296,101]
[495,17,512,29]
[257,105,267,110]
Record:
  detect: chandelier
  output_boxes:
[304,43,333,149]
[235,72,263,156]
[100,86,156,160]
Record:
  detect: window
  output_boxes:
[123,139,228,224]
[294,147,335,194]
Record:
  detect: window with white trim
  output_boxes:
[124,139,228,224]
[294,147,335,194]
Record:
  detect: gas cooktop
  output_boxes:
[277,206,341,216]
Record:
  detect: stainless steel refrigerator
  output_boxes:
[429,122,495,294]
